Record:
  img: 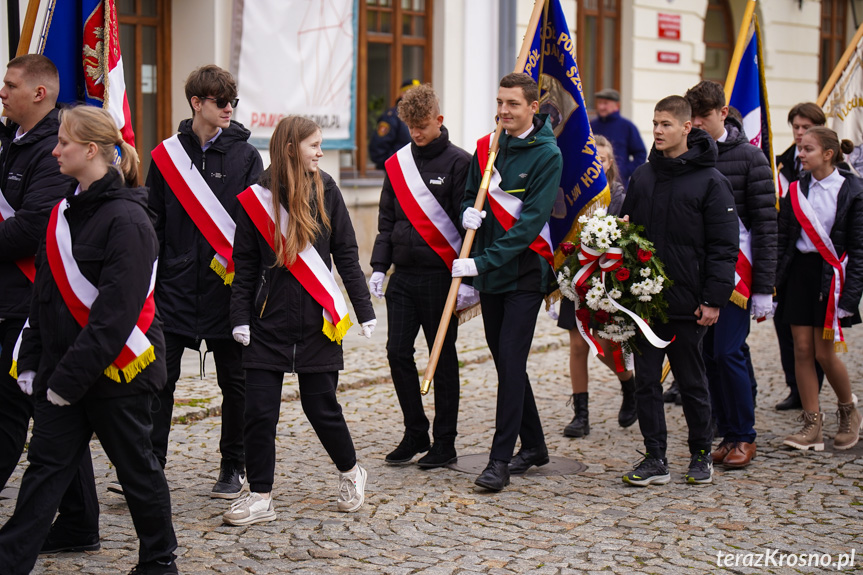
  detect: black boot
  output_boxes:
[618,377,638,428]
[385,433,430,464]
[417,440,457,469]
[474,459,510,491]
[563,392,589,438]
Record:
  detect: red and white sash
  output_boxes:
[0,187,36,282]
[151,134,236,284]
[385,144,462,270]
[731,217,753,309]
[476,134,554,267]
[789,181,848,349]
[46,200,158,382]
[237,184,352,343]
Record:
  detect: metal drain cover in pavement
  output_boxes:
[447,453,587,476]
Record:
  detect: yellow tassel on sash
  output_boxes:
[823,328,835,342]
[835,341,848,353]
[729,290,749,309]
[103,346,156,383]
[209,256,234,286]
[322,313,353,344]
[9,361,18,380]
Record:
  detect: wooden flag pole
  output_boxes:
[724,0,757,103]
[817,20,863,107]
[420,0,547,396]
[16,0,41,57]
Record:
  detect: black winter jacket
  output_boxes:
[231,169,375,373]
[776,170,863,315]
[146,119,263,339]
[0,108,74,319]
[370,126,471,275]
[17,172,166,404]
[715,118,777,295]
[776,142,800,187]
[621,129,739,319]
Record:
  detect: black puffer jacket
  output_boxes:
[0,108,74,319]
[776,142,800,187]
[231,169,375,373]
[370,126,471,274]
[715,117,777,295]
[776,170,863,314]
[621,128,739,319]
[146,119,263,339]
[17,171,166,404]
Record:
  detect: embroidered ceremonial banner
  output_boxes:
[237,184,352,343]
[385,144,462,271]
[476,134,555,267]
[151,134,237,284]
[46,200,157,382]
[0,189,36,282]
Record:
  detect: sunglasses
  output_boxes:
[201,96,239,109]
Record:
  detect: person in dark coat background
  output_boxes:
[589,88,647,188]
[620,96,738,488]
[686,80,777,470]
[145,65,263,499]
[225,116,375,526]
[0,106,178,575]
[369,79,418,169]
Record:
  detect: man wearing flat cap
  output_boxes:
[589,88,646,188]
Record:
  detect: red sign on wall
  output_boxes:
[657,51,680,64]
[658,13,681,40]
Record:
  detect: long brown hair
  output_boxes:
[268,116,330,266]
[594,134,619,185]
[60,105,139,186]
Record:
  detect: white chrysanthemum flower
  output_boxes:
[609,228,622,240]
[640,268,651,277]
[600,298,616,312]
[595,207,607,218]
[596,237,611,249]
[638,295,652,302]
[630,283,642,296]
[609,288,622,299]
[578,215,589,224]
[591,276,603,288]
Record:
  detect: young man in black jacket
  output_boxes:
[369,84,473,468]
[620,95,738,487]
[686,81,777,469]
[145,65,263,498]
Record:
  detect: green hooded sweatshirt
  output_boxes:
[463,114,563,294]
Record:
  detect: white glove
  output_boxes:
[838,307,856,319]
[17,370,36,396]
[232,325,250,346]
[369,271,385,299]
[451,258,478,278]
[456,284,480,311]
[47,389,70,406]
[361,319,377,339]
[750,293,774,320]
[462,207,486,230]
[547,305,559,321]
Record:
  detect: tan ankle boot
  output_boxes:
[834,400,863,450]
[783,410,824,451]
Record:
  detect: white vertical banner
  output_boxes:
[232,0,356,148]
[822,34,863,172]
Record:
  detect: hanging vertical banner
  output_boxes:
[819,23,863,173]
[232,0,356,149]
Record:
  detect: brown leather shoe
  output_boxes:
[712,442,734,464]
[723,441,756,468]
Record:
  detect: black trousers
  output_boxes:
[773,316,824,393]
[385,271,459,443]
[634,320,713,459]
[0,319,99,539]
[244,369,356,493]
[480,291,546,462]
[0,393,176,574]
[151,333,245,468]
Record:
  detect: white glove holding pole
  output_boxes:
[369,271,385,299]
[462,207,486,230]
[361,319,377,339]
[232,325,251,346]
[451,258,478,278]
[17,370,36,396]
[47,389,70,406]
[455,284,480,310]
[750,293,774,320]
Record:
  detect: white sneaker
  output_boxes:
[222,492,277,526]
[337,464,367,512]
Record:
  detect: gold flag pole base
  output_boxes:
[420,379,432,396]
[660,360,671,384]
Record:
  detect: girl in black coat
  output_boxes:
[0,106,178,575]
[777,127,863,452]
[225,117,375,526]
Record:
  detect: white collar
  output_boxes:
[509,124,534,140]
[717,128,728,143]
[811,168,842,188]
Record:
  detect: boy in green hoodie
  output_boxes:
[452,72,563,492]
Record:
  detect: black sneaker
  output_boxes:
[128,558,178,575]
[417,442,457,469]
[622,452,670,487]
[211,459,247,499]
[39,528,100,554]
[385,434,430,465]
[684,450,714,485]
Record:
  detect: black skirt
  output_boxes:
[558,297,577,330]
[776,251,861,328]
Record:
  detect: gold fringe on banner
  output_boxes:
[103,346,156,383]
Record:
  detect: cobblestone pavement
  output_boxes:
[3,296,862,574]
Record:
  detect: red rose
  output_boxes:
[575,308,592,324]
[615,267,630,281]
[576,282,590,298]
[560,242,576,256]
[594,310,611,324]
[637,249,653,263]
